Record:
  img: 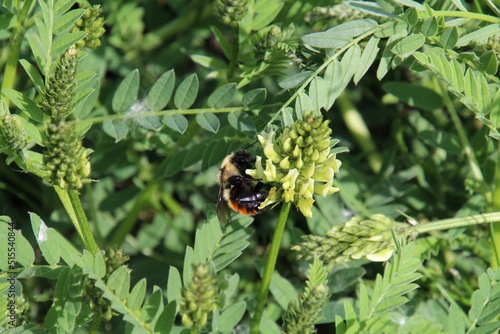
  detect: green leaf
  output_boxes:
[113,69,140,112]
[193,218,222,265]
[136,114,162,131]
[147,69,175,111]
[54,8,85,35]
[421,16,438,36]
[440,26,458,49]
[128,278,147,311]
[279,71,313,89]
[174,73,199,109]
[0,216,35,270]
[107,266,130,301]
[270,272,299,310]
[2,88,44,122]
[50,230,81,267]
[457,24,500,47]
[162,114,188,134]
[27,33,47,72]
[243,88,267,108]
[52,31,87,57]
[103,119,129,142]
[227,110,255,135]
[191,54,227,70]
[30,212,60,265]
[391,33,425,56]
[166,266,182,304]
[208,83,236,109]
[252,0,284,31]
[447,303,466,334]
[218,301,246,331]
[354,36,380,84]
[19,59,45,94]
[302,19,378,48]
[93,252,107,279]
[377,31,407,80]
[348,1,396,18]
[139,287,164,326]
[309,77,328,112]
[210,25,232,60]
[480,51,498,75]
[196,112,220,133]
[375,21,407,38]
[54,0,77,15]
[154,300,176,334]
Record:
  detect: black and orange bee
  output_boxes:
[216,150,268,224]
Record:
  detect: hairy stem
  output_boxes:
[406,212,500,234]
[55,187,100,255]
[250,201,291,334]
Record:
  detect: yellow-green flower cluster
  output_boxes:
[0,114,27,152]
[43,121,92,189]
[293,214,406,264]
[216,0,248,26]
[180,264,217,330]
[247,114,343,217]
[72,4,106,49]
[39,48,78,119]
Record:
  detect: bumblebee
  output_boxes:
[217,150,268,224]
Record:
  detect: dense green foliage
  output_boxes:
[1,0,500,333]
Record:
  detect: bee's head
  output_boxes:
[231,150,255,172]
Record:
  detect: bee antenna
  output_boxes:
[244,140,258,150]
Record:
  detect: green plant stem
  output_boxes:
[250,201,291,334]
[89,312,101,334]
[55,186,100,255]
[337,92,382,173]
[406,212,500,235]
[1,0,35,94]
[438,79,492,204]
[432,10,500,23]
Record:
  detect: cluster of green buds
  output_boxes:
[305,4,365,23]
[487,35,500,59]
[83,250,130,322]
[180,264,217,330]
[254,26,284,60]
[39,48,78,119]
[43,121,92,189]
[247,113,344,217]
[216,0,248,26]
[72,4,106,48]
[0,113,27,153]
[282,257,329,334]
[293,214,407,264]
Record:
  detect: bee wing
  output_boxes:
[216,186,231,225]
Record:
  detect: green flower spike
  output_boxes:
[0,114,27,152]
[72,4,106,49]
[247,113,345,217]
[39,48,78,119]
[43,121,92,189]
[216,0,249,26]
[282,257,329,334]
[180,264,217,330]
[293,214,407,264]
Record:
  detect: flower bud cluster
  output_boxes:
[39,48,78,119]
[293,214,405,264]
[247,114,343,217]
[72,4,106,48]
[83,250,130,322]
[0,114,27,152]
[180,264,217,330]
[305,4,365,23]
[43,121,91,189]
[282,284,328,334]
[216,0,248,26]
